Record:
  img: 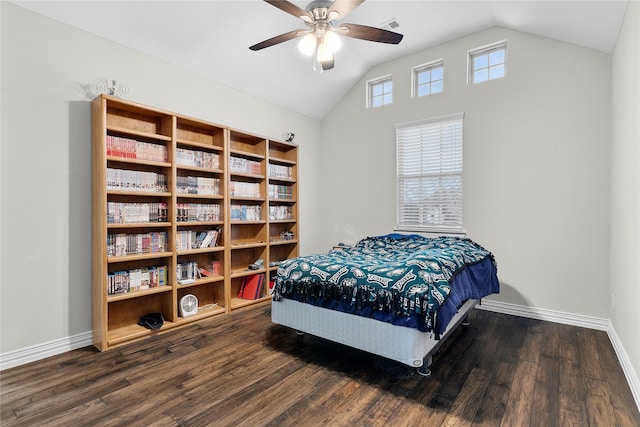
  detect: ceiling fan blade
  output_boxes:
[249,29,305,51]
[339,23,404,44]
[328,0,365,19]
[264,0,313,21]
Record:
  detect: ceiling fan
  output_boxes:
[249,0,404,71]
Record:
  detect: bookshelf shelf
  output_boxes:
[177,275,225,288]
[177,246,225,256]
[107,285,173,302]
[107,222,172,229]
[269,218,295,224]
[229,296,268,310]
[106,156,171,168]
[106,125,172,142]
[230,221,267,226]
[107,190,172,197]
[106,252,173,263]
[229,172,266,180]
[93,95,298,350]
[176,139,224,151]
[228,148,266,161]
[230,267,267,277]
[176,221,224,227]
[177,165,224,174]
[230,197,266,202]
[269,177,296,185]
[176,194,224,201]
[174,304,226,326]
[230,241,267,249]
[107,322,176,347]
[269,239,299,246]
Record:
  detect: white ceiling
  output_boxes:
[12,0,629,120]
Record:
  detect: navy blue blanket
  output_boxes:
[273,235,499,335]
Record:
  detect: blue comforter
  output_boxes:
[273,235,499,334]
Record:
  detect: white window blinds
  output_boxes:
[396,113,464,232]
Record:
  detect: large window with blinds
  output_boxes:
[396,113,464,233]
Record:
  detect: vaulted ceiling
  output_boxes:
[11,1,629,119]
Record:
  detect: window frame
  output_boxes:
[367,74,393,109]
[468,40,507,85]
[411,59,444,98]
[395,112,465,234]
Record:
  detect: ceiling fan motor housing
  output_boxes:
[306,0,334,17]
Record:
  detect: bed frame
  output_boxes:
[271,297,478,375]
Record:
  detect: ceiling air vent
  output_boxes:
[379,18,400,31]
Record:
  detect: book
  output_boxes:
[198,268,214,277]
[199,228,220,248]
[238,274,265,300]
[140,268,150,290]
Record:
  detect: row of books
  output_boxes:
[176,228,221,250]
[229,181,261,198]
[268,184,294,200]
[230,156,261,175]
[107,265,168,295]
[107,168,168,193]
[106,135,168,163]
[176,176,220,195]
[176,148,220,169]
[176,203,221,222]
[269,205,294,221]
[269,164,293,179]
[230,205,262,221]
[107,202,168,224]
[107,232,168,257]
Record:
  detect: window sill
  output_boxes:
[393,227,467,237]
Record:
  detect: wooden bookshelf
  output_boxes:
[227,129,268,309]
[267,140,299,279]
[92,95,299,350]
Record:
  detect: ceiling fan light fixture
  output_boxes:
[324,30,342,53]
[250,0,403,72]
[298,32,316,56]
[316,40,333,63]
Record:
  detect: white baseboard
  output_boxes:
[477,299,640,411]
[607,321,640,412]
[477,299,609,330]
[0,331,93,371]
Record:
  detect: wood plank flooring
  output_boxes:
[2,303,639,426]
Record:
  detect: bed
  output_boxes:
[271,234,499,374]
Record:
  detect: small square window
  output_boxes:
[412,60,444,98]
[368,75,393,108]
[469,41,506,84]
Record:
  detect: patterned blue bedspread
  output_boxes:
[273,235,499,333]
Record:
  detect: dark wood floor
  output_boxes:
[2,302,639,426]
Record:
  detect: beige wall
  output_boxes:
[319,27,611,319]
[0,2,320,354]
[611,0,640,399]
